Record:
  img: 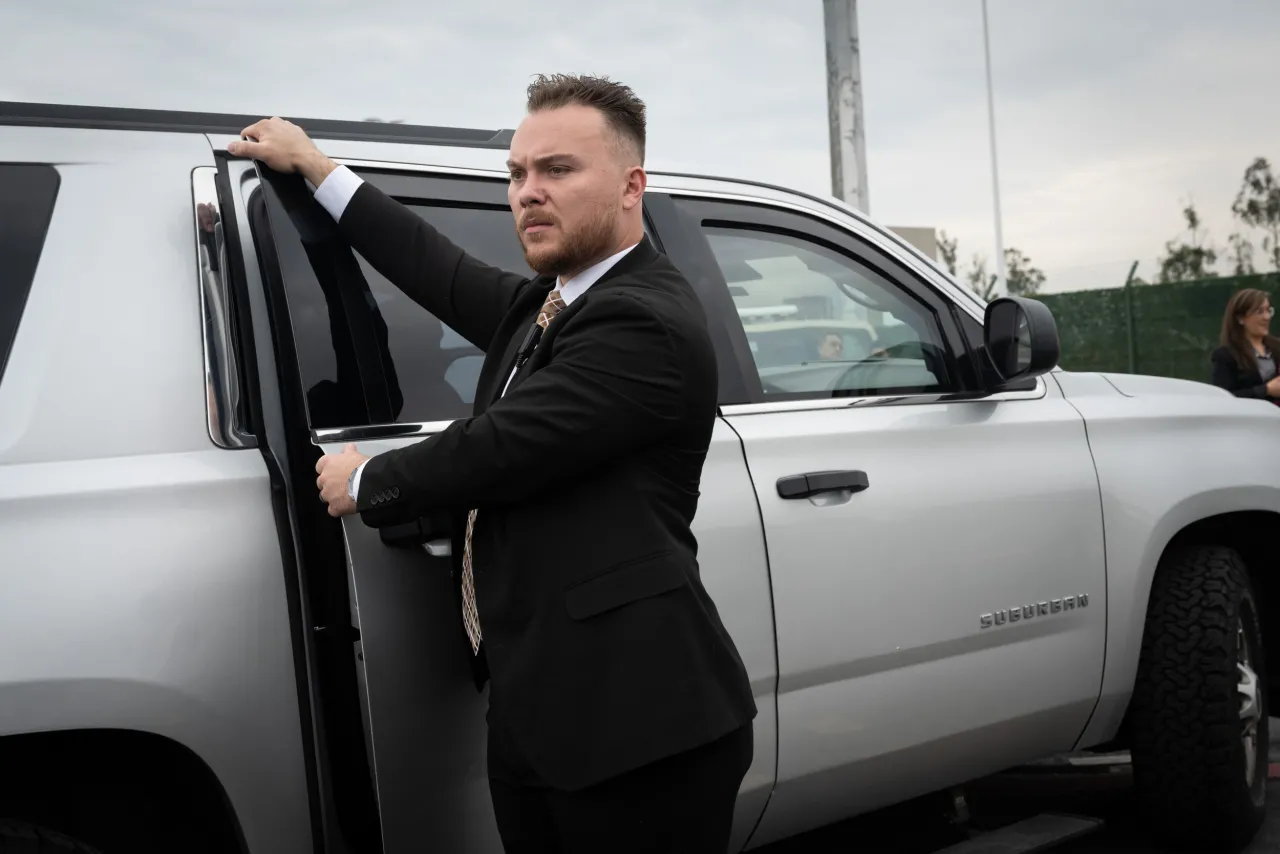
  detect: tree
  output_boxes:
[966,253,998,301]
[1156,203,1218,283]
[1231,157,1280,272]
[1004,248,1046,297]
[938,232,1046,300]
[937,230,959,277]
[1226,232,1256,276]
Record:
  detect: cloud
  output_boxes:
[854,0,1280,291]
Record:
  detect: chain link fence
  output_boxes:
[1036,273,1280,382]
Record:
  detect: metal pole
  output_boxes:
[1123,260,1139,373]
[981,0,1007,293]
[824,0,869,214]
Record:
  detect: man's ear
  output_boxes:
[622,166,647,211]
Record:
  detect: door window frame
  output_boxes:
[193,166,258,449]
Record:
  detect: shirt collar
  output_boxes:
[556,243,640,306]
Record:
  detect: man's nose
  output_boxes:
[518,176,548,208]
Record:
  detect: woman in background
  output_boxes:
[1211,288,1280,404]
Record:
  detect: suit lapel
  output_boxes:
[483,241,662,403]
[484,276,556,408]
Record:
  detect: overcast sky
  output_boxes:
[5,0,1278,293]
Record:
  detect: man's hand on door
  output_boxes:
[317,443,369,517]
[229,116,338,188]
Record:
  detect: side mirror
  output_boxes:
[982,296,1060,386]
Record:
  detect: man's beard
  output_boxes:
[519,207,617,279]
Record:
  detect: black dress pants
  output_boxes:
[487,722,754,854]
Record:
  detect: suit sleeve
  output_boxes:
[336,181,528,350]
[355,290,693,522]
[1211,348,1268,399]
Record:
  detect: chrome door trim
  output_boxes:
[720,380,1046,417]
[311,381,1045,443]
[192,167,255,449]
[332,158,510,182]
[313,420,454,445]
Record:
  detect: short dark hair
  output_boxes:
[525,74,646,164]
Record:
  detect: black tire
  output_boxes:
[0,820,103,853]
[1129,544,1269,853]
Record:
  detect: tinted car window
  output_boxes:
[359,205,531,422]
[0,164,60,384]
[703,226,953,399]
[271,197,532,428]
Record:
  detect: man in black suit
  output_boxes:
[229,74,757,853]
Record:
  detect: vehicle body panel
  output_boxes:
[726,378,1108,845]
[0,126,312,853]
[324,433,499,854]
[1051,370,1280,748]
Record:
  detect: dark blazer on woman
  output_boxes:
[1210,345,1280,403]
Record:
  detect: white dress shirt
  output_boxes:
[312,165,638,501]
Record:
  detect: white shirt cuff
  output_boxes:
[313,164,364,222]
[351,459,369,501]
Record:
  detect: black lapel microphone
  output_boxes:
[513,322,544,374]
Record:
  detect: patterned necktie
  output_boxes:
[460,287,566,654]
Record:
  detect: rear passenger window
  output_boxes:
[301,203,531,427]
[254,170,532,429]
[0,164,60,384]
[348,206,533,423]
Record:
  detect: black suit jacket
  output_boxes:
[1211,345,1280,404]
[335,181,757,790]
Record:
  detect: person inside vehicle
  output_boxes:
[1210,288,1280,405]
[817,332,843,360]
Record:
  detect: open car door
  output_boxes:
[233,157,779,853]
[242,160,507,853]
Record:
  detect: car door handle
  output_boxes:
[377,513,453,550]
[776,470,870,499]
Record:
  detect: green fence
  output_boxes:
[1036,273,1280,382]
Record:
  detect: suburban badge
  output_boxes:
[980,594,1090,629]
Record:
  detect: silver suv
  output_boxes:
[0,101,1274,854]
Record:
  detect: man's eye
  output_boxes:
[509,172,524,182]
[549,166,568,176]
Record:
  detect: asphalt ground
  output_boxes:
[756,720,1280,854]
